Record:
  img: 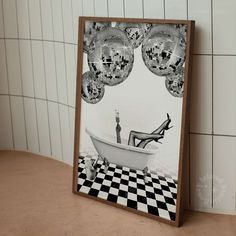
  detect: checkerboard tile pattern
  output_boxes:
[77,157,177,221]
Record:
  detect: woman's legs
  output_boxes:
[128,113,172,148]
[128,130,164,146]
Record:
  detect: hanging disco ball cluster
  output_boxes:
[81,21,187,104]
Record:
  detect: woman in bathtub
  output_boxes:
[128,113,172,148]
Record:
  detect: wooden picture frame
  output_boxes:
[73,16,195,227]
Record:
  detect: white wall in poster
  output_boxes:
[80,44,183,178]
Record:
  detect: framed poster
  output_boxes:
[73,16,194,226]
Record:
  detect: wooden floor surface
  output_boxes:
[0,150,235,236]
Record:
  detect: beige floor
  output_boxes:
[0,151,235,236]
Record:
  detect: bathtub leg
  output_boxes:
[103,157,109,174]
[143,167,149,183]
[84,158,97,181]
[98,155,110,174]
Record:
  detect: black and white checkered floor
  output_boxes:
[77,157,177,221]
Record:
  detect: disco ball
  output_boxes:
[87,27,134,86]
[115,22,152,49]
[165,68,184,97]
[81,71,105,104]
[142,25,186,76]
[174,24,187,38]
[83,21,111,53]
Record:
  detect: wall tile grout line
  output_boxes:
[163,0,166,19]
[50,0,64,161]
[211,0,214,209]
[1,0,15,149]
[15,0,29,150]
[190,132,213,136]
[70,0,75,44]
[142,0,144,18]
[2,37,236,57]
[123,0,125,18]
[61,0,73,162]
[194,54,236,56]
[69,50,77,161]
[186,0,190,208]
[50,0,60,105]
[26,0,41,153]
[107,0,109,17]
[0,94,75,109]
[190,132,236,138]
[93,0,96,16]
[81,0,84,16]
[105,2,108,24]
[61,0,70,107]
[186,0,188,20]
[0,37,78,46]
[39,0,53,156]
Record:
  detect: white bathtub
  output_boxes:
[86,128,158,171]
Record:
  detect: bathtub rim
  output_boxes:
[85,128,158,155]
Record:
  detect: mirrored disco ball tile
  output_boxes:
[142,24,186,77]
[81,71,105,104]
[115,22,152,49]
[88,27,134,86]
[84,21,111,53]
[165,68,184,97]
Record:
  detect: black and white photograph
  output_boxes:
[2,0,236,234]
[74,17,193,225]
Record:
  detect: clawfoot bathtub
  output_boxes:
[85,128,158,171]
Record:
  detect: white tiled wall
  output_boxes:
[43,41,58,102]
[28,0,43,40]
[10,96,27,150]
[5,40,22,96]
[16,0,30,39]
[51,0,64,42]
[143,0,164,19]
[0,0,235,214]
[62,0,74,43]
[94,0,108,17]
[82,0,95,16]
[0,39,8,94]
[54,42,68,105]
[165,0,187,19]
[35,99,51,156]
[213,0,236,55]
[0,1,4,38]
[124,0,143,18]
[40,0,54,41]
[48,101,63,161]
[188,0,212,54]
[31,41,47,99]
[72,0,82,43]
[2,0,18,38]
[190,55,212,134]
[214,56,236,135]
[24,97,39,153]
[213,136,236,212]
[108,0,124,17]
[19,40,35,97]
[190,134,212,210]
[0,96,13,149]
